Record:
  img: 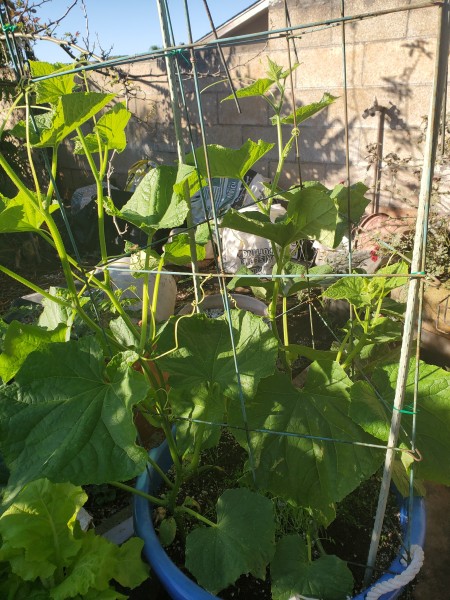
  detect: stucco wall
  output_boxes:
[57,0,448,215]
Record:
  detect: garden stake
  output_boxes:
[364,0,450,585]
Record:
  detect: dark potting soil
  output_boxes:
[147,432,406,600]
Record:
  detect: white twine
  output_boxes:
[365,545,425,600]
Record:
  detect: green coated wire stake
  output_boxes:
[2,24,17,32]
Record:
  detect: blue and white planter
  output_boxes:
[134,440,426,600]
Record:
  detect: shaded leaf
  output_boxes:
[229,362,382,512]
[349,360,450,485]
[157,310,278,453]
[110,165,188,234]
[159,517,177,547]
[0,340,148,505]
[276,92,338,126]
[186,139,274,181]
[185,488,275,594]
[0,321,68,383]
[271,535,353,600]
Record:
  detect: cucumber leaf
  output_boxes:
[156,310,278,453]
[73,102,131,154]
[271,534,353,600]
[229,362,382,512]
[29,61,76,105]
[186,139,274,181]
[0,339,148,506]
[274,92,338,126]
[185,488,275,594]
[34,92,115,148]
[349,360,450,485]
[108,165,188,234]
[0,321,68,384]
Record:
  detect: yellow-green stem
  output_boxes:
[110,481,167,506]
[176,505,217,528]
[150,255,165,343]
[282,296,289,347]
[75,126,110,286]
[25,92,42,205]
[139,237,154,352]
[0,265,69,307]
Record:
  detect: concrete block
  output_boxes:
[406,4,439,38]
[219,93,268,126]
[330,0,408,45]
[294,44,364,89]
[201,124,244,148]
[269,0,334,50]
[362,39,435,87]
[273,160,327,189]
[184,91,219,128]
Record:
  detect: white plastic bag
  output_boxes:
[221,204,287,275]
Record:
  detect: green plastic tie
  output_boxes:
[2,24,18,33]
[410,271,426,276]
[167,48,191,66]
[393,405,418,415]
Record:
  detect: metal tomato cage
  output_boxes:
[1,0,448,595]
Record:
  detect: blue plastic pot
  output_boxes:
[134,439,426,600]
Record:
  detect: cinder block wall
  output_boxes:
[58,0,447,215]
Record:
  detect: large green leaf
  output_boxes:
[0,479,86,581]
[74,102,131,154]
[156,310,278,451]
[0,321,68,383]
[286,186,341,248]
[0,190,49,233]
[229,362,382,512]
[185,488,275,594]
[349,360,450,485]
[271,535,353,600]
[323,262,409,308]
[281,263,334,296]
[163,233,206,266]
[186,139,274,181]
[110,165,188,234]
[220,208,299,247]
[34,92,115,148]
[0,339,148,505]
[275,92,338,126]
[30,61,76,105]
[156,310,278,401]
[222,78,275,101]
[8,110,54,144]
[331,182,370,247]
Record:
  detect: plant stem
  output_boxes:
[75,126,110,286]
[282,296,289,347]
[139,237,154,352]
[341,334,368,370]
[146,454,175,490]
[176,505,217,528]
[150,254,165,343]
[187,422,206,474]
[0,265,70,307]
[110,481,167,506]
